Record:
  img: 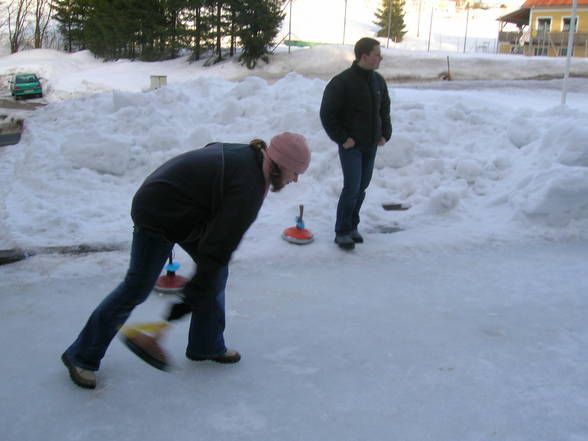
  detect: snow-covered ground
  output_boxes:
[1,8,588,441]
[2,242,587,441]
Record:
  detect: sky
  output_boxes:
[1,3,588,441]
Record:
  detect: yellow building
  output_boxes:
[498,0,588,57]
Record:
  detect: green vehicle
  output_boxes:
[9,73,43,100]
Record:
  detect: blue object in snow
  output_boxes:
[165,261,180,273]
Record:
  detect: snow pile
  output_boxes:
[510,120,588,227]
[2,63,588,257]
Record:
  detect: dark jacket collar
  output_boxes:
[351,60,373,80]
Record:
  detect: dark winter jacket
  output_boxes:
[320,61,392,149]
[131,142,266,278]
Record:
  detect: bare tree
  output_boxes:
[33,0,52,48]
[7,0,33,53]
[0,2,7,34]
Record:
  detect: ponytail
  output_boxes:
[249,139,267,151]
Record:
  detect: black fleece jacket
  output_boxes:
[131,143,266,305]
[320,61,392,149]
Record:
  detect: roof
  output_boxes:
[521,0,588,6]
[498,7,531,26]
[499,0,588,25]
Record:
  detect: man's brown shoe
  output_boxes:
[61,352,96,389]
[187,349,241,364]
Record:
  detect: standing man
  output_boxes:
[62,133,311,389]
[320,37,392,250]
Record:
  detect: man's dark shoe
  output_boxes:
[187,349,241,364]
[350,229,364,243]
[334,234,355,250]
[61,352,96,389]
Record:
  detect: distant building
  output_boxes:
[497,0,588,57]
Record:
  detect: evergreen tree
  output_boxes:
[52,0,192,60]
[210,0,229,61]
[184,0,213,61]
[235,0,284,69]
[374,0,407,43]
[134,0,168,60]
[82,0,136,59]
[162,0,191,59]
[50,0,286,66]
[226,0,237,56]
[51,0,92,52]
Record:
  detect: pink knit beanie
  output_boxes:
[267,132,311,174]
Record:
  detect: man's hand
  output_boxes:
[342,138,356,149]
[377,137,386,146]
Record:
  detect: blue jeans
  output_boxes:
[335,145,377,235]
[65,227,229,371]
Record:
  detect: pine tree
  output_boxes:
[185,0,213,61]
[374,0,407,43]
[161,0,191,59]
[51,0,92,52]
[209,0,226,60]
[226,0,237,56]
[50,0,285,66]
[52,0,192,60]
[235,0,284,69]
[133,0,168,60]
[82,0,136,59]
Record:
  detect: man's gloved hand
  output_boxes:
[165,301,192,321]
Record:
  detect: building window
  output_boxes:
[559,47,574,57]
[537,17,552,35]
[562,17,578,32]
[534,47,548,56]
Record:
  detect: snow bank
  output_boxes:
[2,68,588,257]
[510,121,588,226]
[3,46,588,97]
